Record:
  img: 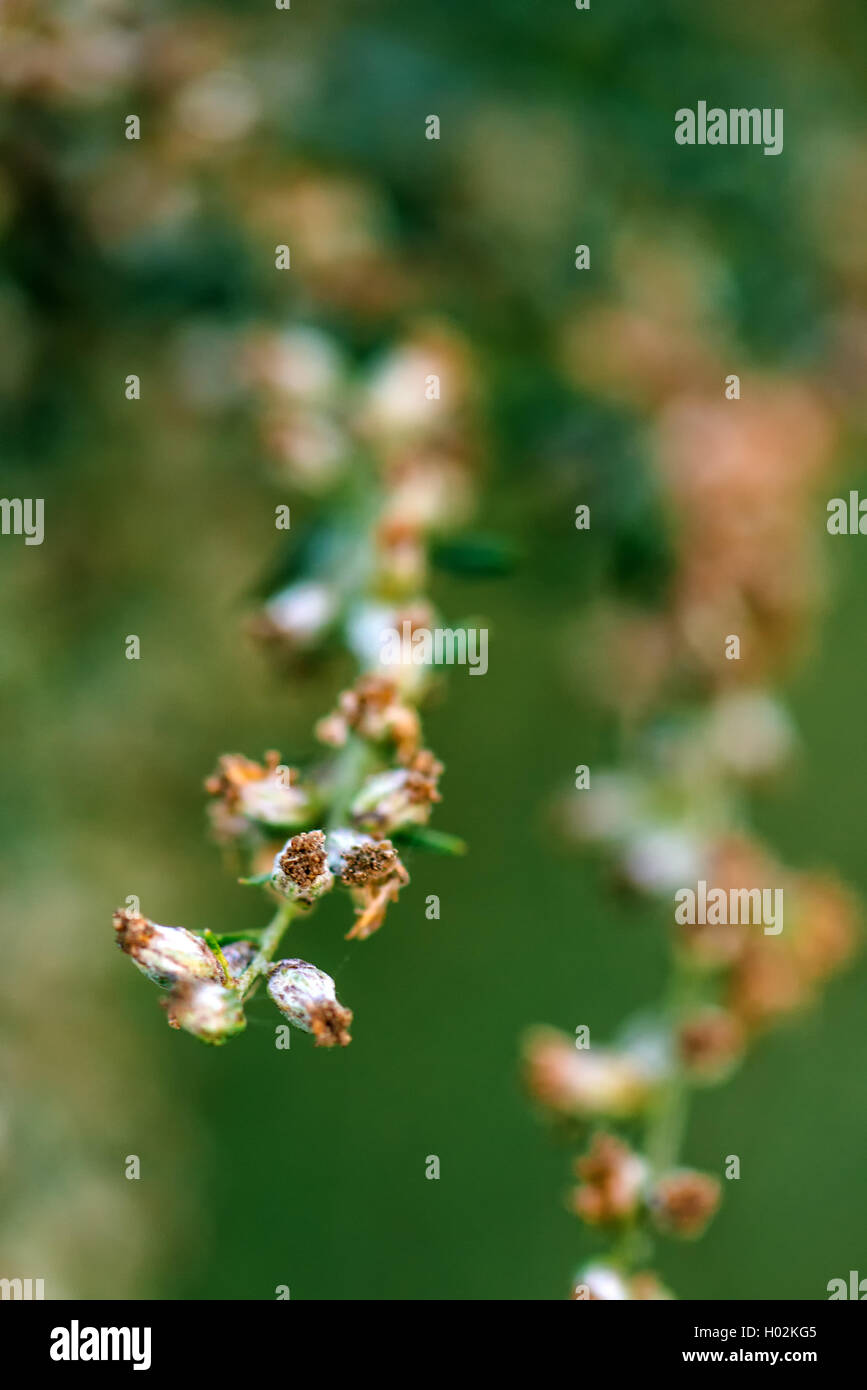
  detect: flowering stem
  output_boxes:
[235,732,391,999]
[607,1219,651,1274]
[646,1069,688,1176]
[597,950,694,1279]
[645,951,695,1174]
[237,899,298,1000]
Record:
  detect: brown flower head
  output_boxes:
[205,751,314,832]
[326,829,410,939]
[570,1132,648,1226]
[677,1008,745,1084]
[650,1170,721,1239]
[678,835,775,970]
[789,874,859,985]
[316,672,420,761]
[350,749,443,836]
[327,829,398,885]
[728,939,808,1030]
[656,383,835,684]
[271,829,334,904]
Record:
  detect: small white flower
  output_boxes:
[574,1264,630,1301]
[263,582,337,646]
[623,826,706,894]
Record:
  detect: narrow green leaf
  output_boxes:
[393,826,468,856]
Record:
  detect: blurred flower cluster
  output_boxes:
[563,254,840,706]
[528,696,858,1295]
[528,241,861,1292]
[529,640,859,1298]
[244,320,478,665]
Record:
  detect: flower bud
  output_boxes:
[705,691,795,779]
[238,774,315,829]
[571,1263,673,1300]
[266,959,352,1047]
[330,669,422,756]
[728,940,806,1029]
[317,673,421,760]
[522,1027,660,1119]
[650,1169,721,1239]
[677,1007,745,1084]
[205,752,316,832]
[564,771,642,846]
[570,1133,648,1226]
[220,940,257,981]
[571,1264,630,1301]
[270,830,334,903]
[789,874,859,985]
[163,980,246,1045]
[113,909,224,989]
[622,825,706,895]
[258,581,338,649]
[350,750,442,835]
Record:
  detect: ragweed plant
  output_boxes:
[114,324,489,1047]
[524,380,860,1300]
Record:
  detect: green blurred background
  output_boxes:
[1,0,865,1298]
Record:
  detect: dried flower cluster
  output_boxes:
[0,2,485,1053]
[526,373,859,1298]
[114,323,480,1046]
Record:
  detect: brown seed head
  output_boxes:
[309,1000,354,1048]
[405,748,443,803]
[340,838,400,887]
[279,830,328,893]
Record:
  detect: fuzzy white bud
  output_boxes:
[266,959,352,1047]
[114,909,224,989]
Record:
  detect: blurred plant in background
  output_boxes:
[524,327,861,1299]
[1,0,865,1298]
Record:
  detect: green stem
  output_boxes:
[607,1219,652,1274]
[645,949,697,1174]
[596,951,696,1280]
[326,733,374,831]
[646,1069,688,1176]
[236,899,298,1000]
